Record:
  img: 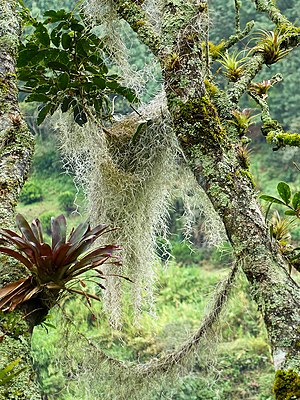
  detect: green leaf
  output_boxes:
[35,29,50,47]
[57,72,70,90]
[73,104,87,126]
[260,195,286,205]
[70,23,84,32]
[285,210,297,216]
[292,192,300,210]
[50,28,61,47]
[37,103,52,125]
[277,182,291,205]
[93,76,106,89]
[61,96,76,113]
[25,93,50,103]
[17,48,39,67]
[47,61,69,71]
[61,33,72,50]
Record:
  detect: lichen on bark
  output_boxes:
[0,1,41,398]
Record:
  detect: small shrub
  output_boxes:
[20,181,43,205]
[171,240,205,266]
[39,212,54,235]
[58,191,76,214]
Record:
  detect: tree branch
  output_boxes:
[249,90,300,150]
[113,0,161,56]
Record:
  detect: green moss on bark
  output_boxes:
[174,96,225,152]
[273,369,300,400]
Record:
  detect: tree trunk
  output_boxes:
[0,1,41,398]
[114,0,300,397]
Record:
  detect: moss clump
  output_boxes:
[238,169,256,188]
[273,369,300,400]
[204,79,219,97]
[261,120,282,136]
[267,132,300,148]
[208,40,225,59]
[175,96,225,153]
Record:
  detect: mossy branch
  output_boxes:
[252,0,292,27]
[252,0,300,47]
[225,53,265,104]
[113,0,161,56]
[249,90,300,150]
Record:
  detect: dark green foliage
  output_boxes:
[58,191,76,214]
[17,8,138,125]
[39,211,54,235]
[19,181,43,205]
[0,214,121,312]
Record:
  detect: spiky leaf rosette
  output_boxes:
[0,214,122,311]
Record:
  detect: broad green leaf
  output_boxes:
[70,23,84,32]
[47,61,68,71]
[35,29,50,47]
[285,210,297,216]
[61,96,76,113]
[277,182,291,204]
[93,76,106,89]
[37,103,52,125]
[292,192,300,210]
[57,72,70,90]
[17,49,39,67]
[25,93,50,103]
[259,195,286,205]
[50,29,61,47]
[61,33,72,50]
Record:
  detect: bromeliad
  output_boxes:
[0,214,123,312]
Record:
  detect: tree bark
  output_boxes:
[0,1,41,398]
[114,0,300,397]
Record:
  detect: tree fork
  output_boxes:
[114,0,300,397]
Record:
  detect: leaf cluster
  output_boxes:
[252,29,292,65]
[261,182,300,272]
[17,9,138,125]
[0,214,122,312]
[260,181,300,217]
[218,51,247,81]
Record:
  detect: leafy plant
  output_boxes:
[19,181,43,205]
[230,108,257,136]
[250,79,272,100]
[0,214,124,312]
[260,181,300,218]
[269,211,293,253]
[0,359,26,387]
[17,8,138,125]
[58,191,76,214]
[261,182,300,272]
[39,211,55,235]
[252,29,291,65]
[218,50,247,81]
